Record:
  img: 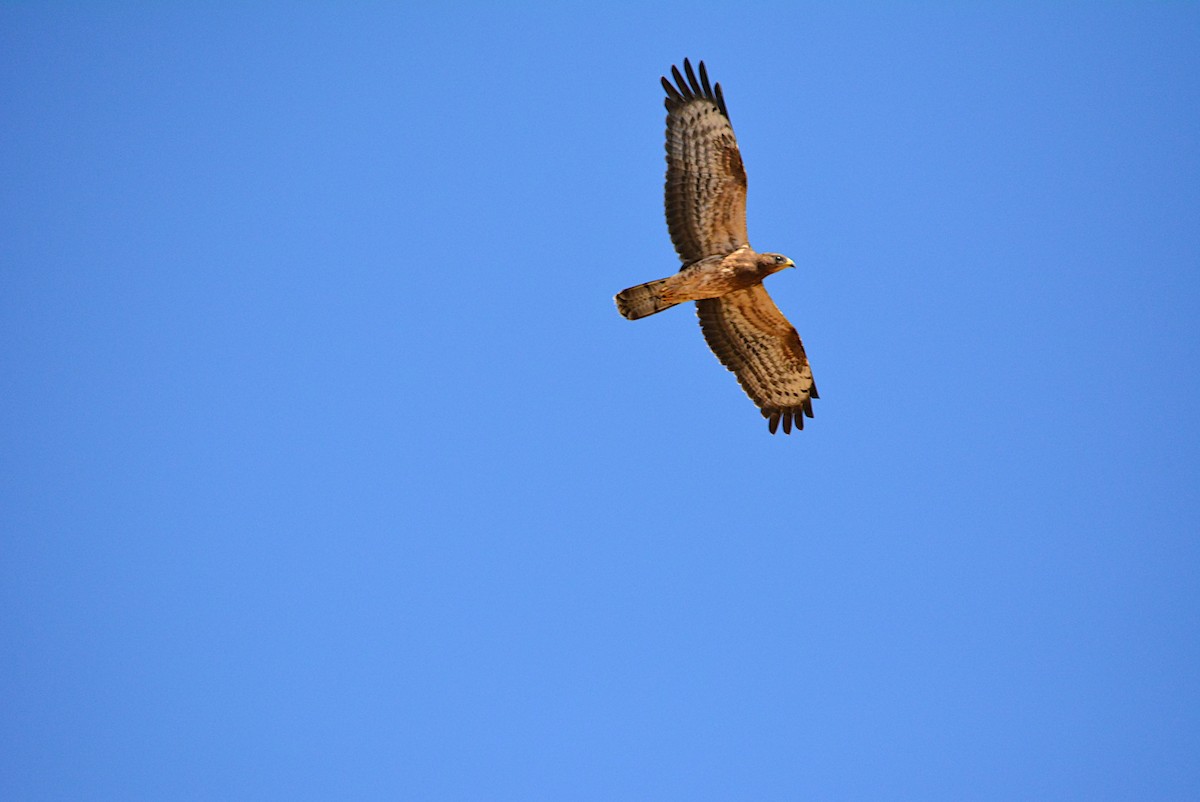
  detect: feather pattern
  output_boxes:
[697,286,818,435]
[663,58,748,265]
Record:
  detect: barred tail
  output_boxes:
[615,278,680,320]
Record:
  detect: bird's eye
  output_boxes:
[775,255,785,264]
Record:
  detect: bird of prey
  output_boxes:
[615,59,817,434]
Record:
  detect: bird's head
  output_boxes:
[760,253,796,275]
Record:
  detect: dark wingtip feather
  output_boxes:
[671,65,691,99]
[683,59,702,96]
[661,75,682,103]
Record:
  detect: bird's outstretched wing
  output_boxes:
[662,59,749,265]
[697,285,818,435]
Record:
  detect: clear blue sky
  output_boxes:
[3,4,1198,799]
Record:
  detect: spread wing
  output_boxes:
[697,286,818,434]
[662,59,749,265]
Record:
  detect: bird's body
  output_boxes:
[614,59,818,434]
[616,248,794,320]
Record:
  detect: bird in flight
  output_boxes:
[615,59,817,434]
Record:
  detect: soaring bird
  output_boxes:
[615,59,817,434]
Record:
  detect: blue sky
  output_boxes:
[2,4,1198,799]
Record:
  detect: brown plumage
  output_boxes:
[614,59,818,434]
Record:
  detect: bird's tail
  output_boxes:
[615,278,680,320]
